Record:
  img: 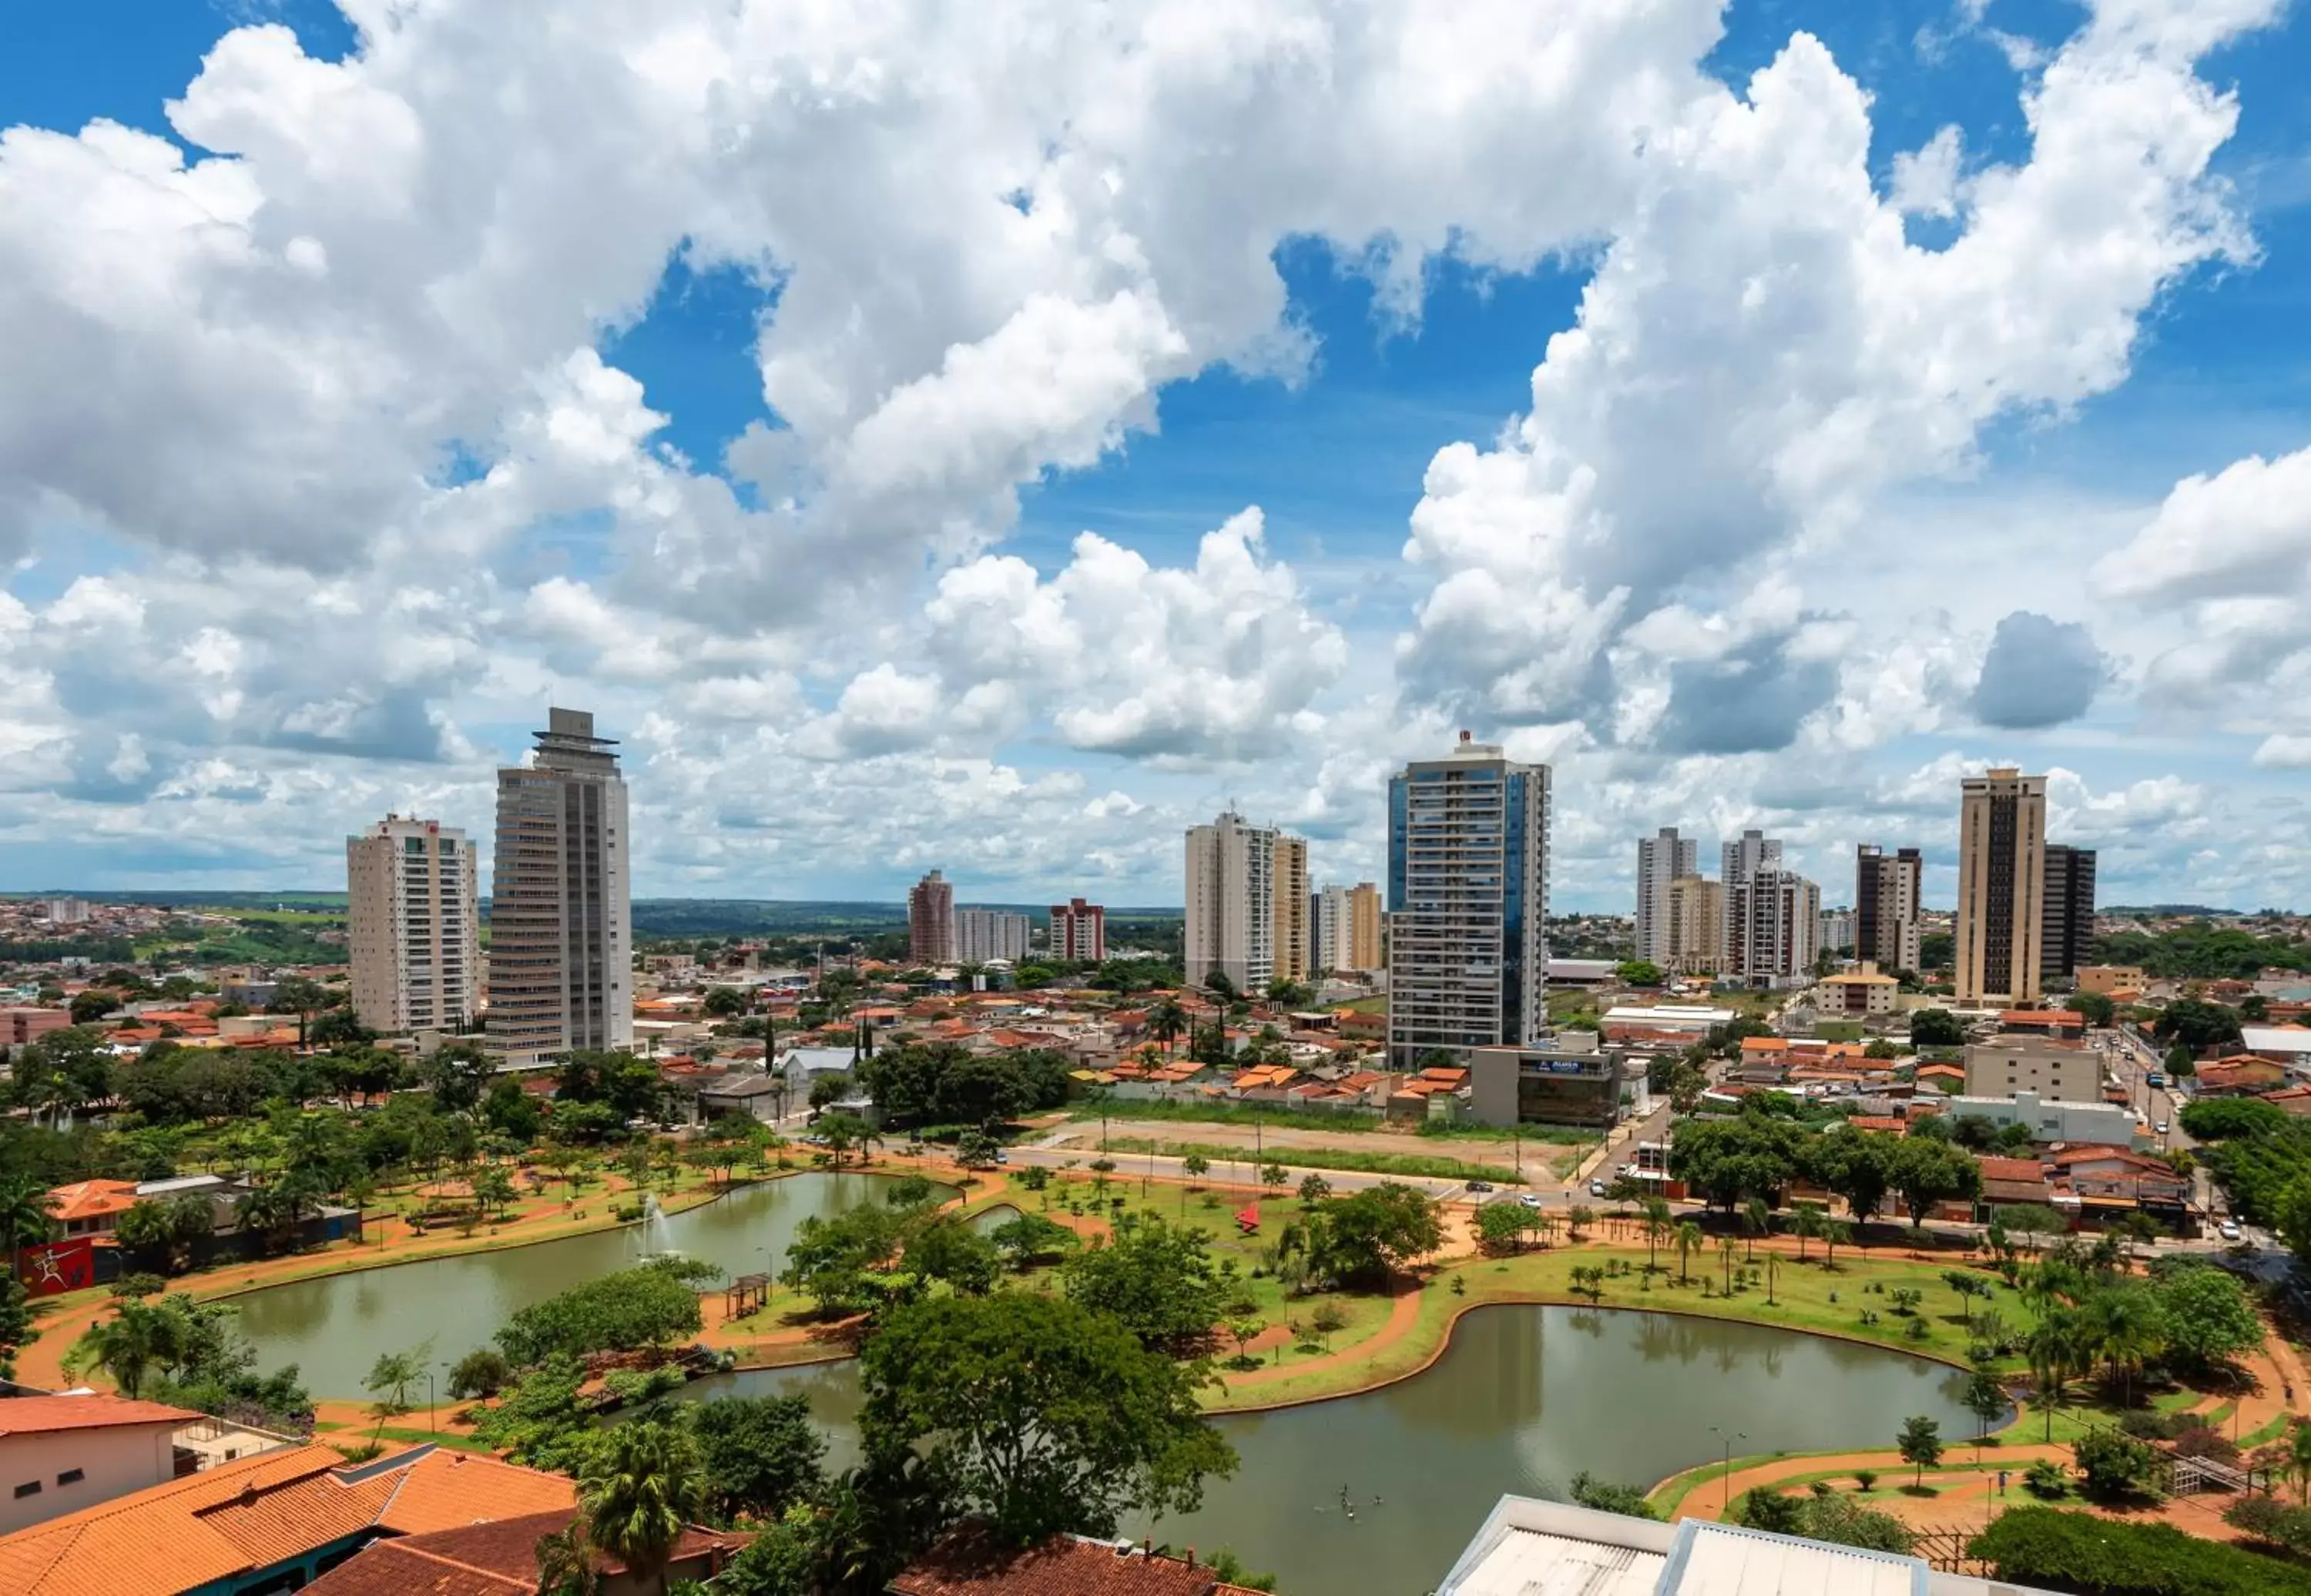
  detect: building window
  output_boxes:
[56,1469,83,1486]
[14,1480,39,1498]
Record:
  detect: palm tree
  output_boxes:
[1642,1198,1672,1273]
[579,1421,705,1596]
[2085,1286,2165,1406]
[2289,1420,2311,1505]
[1742,1197,1769,1262]
[1149,995,1188,1055]
[1823,1219,1851,1269]
[0,1175,56,1285]
[1674,1221,1702,1286]
[2026,1309,2081,1441]
[1718,1233,1738,1295]
[534,1517,605,1596]
[1792,1202,1824,1263]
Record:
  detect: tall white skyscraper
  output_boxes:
[485,708,632,1067]
[1729,867,1820,987]
[955,907,1032,963]
[1386,733,1551,1070]
[1634,827,1698,967]
[347,816,480,1034]
[1719,828,1785,980]
[1184,811,1296,994]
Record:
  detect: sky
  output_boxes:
[2,0,2309,913]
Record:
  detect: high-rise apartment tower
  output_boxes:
[2041,844,2098,983]
[348,816,480,1034]
[1184,813,1307,994]
[1317,883,1384,975]
[1051,898,1106,963]
[485,709,632,1067]
[1855,845,1924,975]
[1956,768,2047,1005]
[907,870,955,964]
[1385,733,1551,1070]
[1634,828,1698,968]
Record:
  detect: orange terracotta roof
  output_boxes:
[1847,1116,1908,1132]
[1741,1037,1792,1053]
[302,1511,744,1596]
[2001,1010,2085,1026]
[0,1443,575,1596]
[45,1179,139,1223]
[892,1531,1266,1596]
[0,1394,196,1437]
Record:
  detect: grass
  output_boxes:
[1073,1098,1595,1149]
[1101,1135,1539,1184]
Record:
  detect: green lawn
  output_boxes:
[1101,1135,1542,1183]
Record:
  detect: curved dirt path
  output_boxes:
[1217,1279,1424,1396]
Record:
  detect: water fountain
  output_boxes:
[637,1192,679,1262]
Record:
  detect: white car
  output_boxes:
[2221,1221,2242,1242]
[1518,1193,1544,1209]
[2155,1121,2169,1135]
[1590,1178,1608,1197]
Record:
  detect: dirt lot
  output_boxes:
[1050,1115,1591,1177]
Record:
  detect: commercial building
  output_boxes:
[1385,733,1550,1070]
[1853,844,1923,976]
[1665,875,1725,975]
[346,816,479,1035]
[1633,827,1696,968]
[1727,867,1819,988]
[1316,882,1384,974]
[2042,843,2098,982]
[1470,1044,1625,1129]
[954,907,1031,964]
[1273,833,1310,985]
[1183,811,1308,994]
[1816,960,1898,1015]
[907,870,954,964]
[1942,1089,2144,1148]
[484,709,632,1068]
[1964,1035,2103,1102]
[1049,897,1106,963]
[1956,767,2047,1006]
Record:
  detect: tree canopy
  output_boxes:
[1060,1213,1225,1353]
[496,1259,709,1366]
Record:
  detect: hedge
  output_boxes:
[1969,1507,2311,1595]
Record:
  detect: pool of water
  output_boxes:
[233,1172,936,1396]
[685,1304,1982,1596]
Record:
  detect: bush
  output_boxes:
[1737,1489,1805,1535]
[2121,1410,2185,1440]
[2075,1430,2163,1501]
[1973,1506,2311,1595]
[1568,1471,1658,1520]
[2022,1460,2069,1500]
[2228,1495,2311,1555]
[445,1347,512,1401]
[1853,1469,1877,1493]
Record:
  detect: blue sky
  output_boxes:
[2,0,2309,911]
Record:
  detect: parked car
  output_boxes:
[2220,1220,2243,1241]
[2155,1121,2169,1135]
[2147,1071,2167,1088]
[1590,1178,1608,1197]
[1466,1179,1494,1193]
[1518,1192,1544,1209]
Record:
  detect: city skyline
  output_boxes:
[3,3,2309,911]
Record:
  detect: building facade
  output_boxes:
[347,816,480,1035]
[2041,843,2098,983]
[1956,767,2047,1005]
[1184,812,1308,994]
[1718,830,1783,978]
[907,870,955,964]
[1469,1044,1625,1129]
[954,907,1031,964]
[1385,733,1551,1070]
[1854,844,1924,975]
[1633,827,1697,969]
[1050,897,1106,963]
[1815,907,1856,955]
[1665,875,1725,975]
[485,709,632,1068]
[1727,868,1820,987]
[1964,1036,2101,1103]
[1316,883,1384,975]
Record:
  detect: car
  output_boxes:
[2155,1121,2169,1135]
[2221,1221,2242,1241]
[2147,1071,2167,1088]
[1466,1179,1494,1192]
[1518,1193,1544,1209]
[995,1149,1009,1164]
[1590,1178,1608,1197]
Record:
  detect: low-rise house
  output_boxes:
[44,1180,139,1241]
[1,1396,209,1534]
[888,1528,1270,1596]
[2195,1057,2286,1096]
[1817,961,1899,1016]
[1976,1155,2057,1208]
[301,1508,745,1596]
[1999,1009,2087,1041]
[2241,1025,2311,1068]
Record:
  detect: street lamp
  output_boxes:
[426,1369,436,1434]
[1709,1426,1746,1515]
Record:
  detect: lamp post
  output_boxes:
[426,1370,436,1434]
[1709,1426,1746,1515]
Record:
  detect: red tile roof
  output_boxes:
[2001,1010,2085,1027]
[301,1509,744,1596]
[0,1395,197,1438]
[891,1531,1268,1596]
[45,1179,139,1224]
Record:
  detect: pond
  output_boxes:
[684,1304,1983,1596]
[233,1172,937,1397]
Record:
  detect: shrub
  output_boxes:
[1972,1507,2311,1595]
[2073,1430,2162,1501]
[1853,1469,1877,1493]
[1568,1471,1658,1520]
[446,1348,512,1401]
[2022,1460,2069,1500]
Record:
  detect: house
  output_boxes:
[301,1509,746,1596]
[1436,1494,2051,1595]
[694,1071,790,1123]
[887,1528,1271,1596]
[0,1396,210,1535]
[43,1180,140,1241]
[1914,1062,1966,1094]
[1976,1155,2056,1207]
[2195,1057,2287,1097]
[2241,1026,2311,1068]
[0,1442,579,1596]
[1817,961,1899,1016]
[1999,1009,2088,1041]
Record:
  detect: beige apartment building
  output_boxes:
[1855,844,1924,974]
[1963,1035,2101,1103]
[347,816,480,1034]
[1634,828,1699,969]
[1273,834,1310,985]
[1317,881,1385,974]
[1184,811,1309,994]
[1956,768,2046,1005]
[485,709,632,1068]
[1665,875,1725,975]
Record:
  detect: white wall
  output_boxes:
[0,1422,179,1534]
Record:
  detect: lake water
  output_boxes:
[234,1172,933,1396]
[686,1303,1982,1596]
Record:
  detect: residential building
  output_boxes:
[1470,1044,1625,1129]
[1943,1088,2144,1148]
[1727,867,1819,987]
[2042,843,2098,982]
[1183,811,1307,995]
[891,1529,1272,1596]
[1316,883,1384,974]
[954,907,1031,964]
[0,1008,71,1048]
[0,1395,203,1534]
[1815,907,1855,954]
[346,815,479,1035]
[1955,767,2047,1005]
[1633,827,1696,968]
[2078,964,2147,996]
[1665,875,1725,975]
[1049,897,1106,963]
[304,1509,747,1596]
[1853,844,1924,975]
[907,870,954,964]
[2241,1024,2311,1068]
[1438,1494,2054,1596]
[1817,960,1898,1016]
[1273,833,1310,985]
[0,1441,579,1596]
[1385,732,1551,1070]
[1963,1035,2102,1102]
[1718,830,1785,980]
[484,709,632,1068]
[42,899,89,926]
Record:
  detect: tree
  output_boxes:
[954,1128,1001,1170]
[533,1517,605,1596]
[1306,1183,1443,1289]
[858,1292,1236,1547]
[2155,998,2243,1054]
[1888,1136,1981,1226]
[498,1261,708,1366]
[425,1041,495,1115]
[1615,961,1665,987]
[579,1421,706,1596]
[2182,1097,2289,1142]
[447,1347,512,1400]
[2075,991,2116,1028]
[1260,1161,1287,1191]
[2155,1264,2262,1373]
[0,1175,58,1282]
[1674,1220,1702,1285]
[686,1394,827,1525]
[1180,1152,1210,1186]
[1642,1197,1674,1271]
[363,1343,431,1424]
[1742,1197,1771,1260]
[903,1216,1000,1297]
[1962,1370,2007,1442]
[989,1212,1077,1272]
[2073,1429,2160,1501]
[702,986,748,1019]
[814,1111,877,1168]
[1296,1172,1332,1205]
[1061,1214,1224,1352]
[1897,1416,1942,1487]
[1908,1009,1966,1048]
[1477,1202,1531,1255]
[1569,1471,1659,1518]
